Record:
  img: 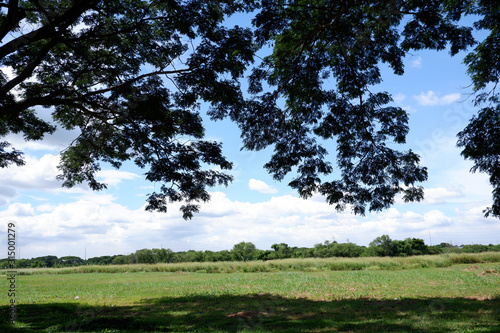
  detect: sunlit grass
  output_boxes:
[2,263,500,306]
[1,255,499,332]
[0,265,497,306]
[3,252,500,276]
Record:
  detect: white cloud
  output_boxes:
[248,178,278,194]
[0,154,66,194]
[423,187,464,204]
[422,210,453,228]
[1,203,36,217]
[0,154,141,208]
[369,208,452,234]
[0,191,354,257]
[5,122,80,152]
[0,154,94,203]
[2,188,498,259]
[414,91,461,106]
[97,169,140,187]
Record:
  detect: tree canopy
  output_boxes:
[1,0,498,218]
[0,0,257,219]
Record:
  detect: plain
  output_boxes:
[1,254,500,332]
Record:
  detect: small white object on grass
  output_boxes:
[75,296,80,300]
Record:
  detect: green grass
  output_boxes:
[5,252,500,276]
[1,260,499,332]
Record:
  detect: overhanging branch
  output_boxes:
[1,65,196,115]
[0,0,99,59]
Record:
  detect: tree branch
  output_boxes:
[1,65,196,115]
[77,67,196,100]
[0,0,99,60]
[0,0,28,43]
[0,35,61,96]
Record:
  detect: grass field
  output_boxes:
[6,252,500,275]
[1,255,500,332]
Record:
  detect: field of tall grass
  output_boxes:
[5,252,500,275]
[1,256,499,332]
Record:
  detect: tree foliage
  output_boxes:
[0,0,256,219]
[225,0,475,215]
[457,0,500,218]
[230,241,257,261]
[1,0,499,218]
[4,236,500,268]
[458,104,500,218]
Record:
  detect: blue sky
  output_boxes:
[1,16,499,259]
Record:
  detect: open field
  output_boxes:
[1,255,500,332]
[4,252,500,275]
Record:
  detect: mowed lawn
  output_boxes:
[1,263,500,332]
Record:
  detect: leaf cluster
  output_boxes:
[1,0,499,218]
[1,0,256,218]
[224,0,476,214]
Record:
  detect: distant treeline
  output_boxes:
[2,235,500,269]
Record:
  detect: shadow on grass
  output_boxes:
[1,295,499,332]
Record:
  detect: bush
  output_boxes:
[460,244,489,253]
[448,254,483,264]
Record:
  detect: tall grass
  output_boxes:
[4,252,500,276]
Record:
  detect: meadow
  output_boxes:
[1,253,500,332]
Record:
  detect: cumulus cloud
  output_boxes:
[1,203,36,217]
[369,208,451,234]
[0,154,68,201]
[248,178,278,194]
[0,191,352,257]
[0,154,141,204]
[2,187,497,259]
[414,91,461,106]
[97,169,140,187]
[423,187,464,204]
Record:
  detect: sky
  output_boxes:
[1,14,499,260]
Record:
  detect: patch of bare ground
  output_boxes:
[478,269,499,276]
[226,310,270,319]
[465,295,494,301]
[465,265,480,271]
